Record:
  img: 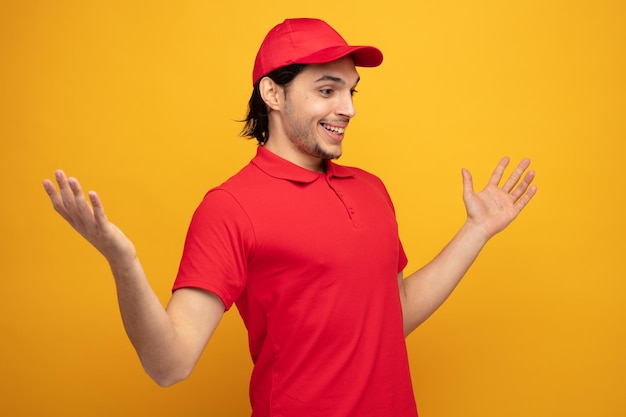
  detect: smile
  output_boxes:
[321,123,345,134]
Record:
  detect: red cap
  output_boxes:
[252,18,383,85]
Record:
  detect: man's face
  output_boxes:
[279,56,360,164]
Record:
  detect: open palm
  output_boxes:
[43,170,137,266]
[462,157,537,239]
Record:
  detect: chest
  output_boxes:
[249,177,397,266]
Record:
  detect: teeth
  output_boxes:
[322,124,345,134]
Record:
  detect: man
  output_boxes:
[43,18,536,417]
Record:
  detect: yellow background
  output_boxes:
[1,1,624,416]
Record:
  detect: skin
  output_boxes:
[260,57,359,172]
[42,55,537,386]
[399,156,536,335]
[42,171,225,386]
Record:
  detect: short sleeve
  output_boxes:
[364,171,408,274]
[398,240,408,273]
[172,188,255,310]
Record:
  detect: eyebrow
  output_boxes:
[314,75,361,86]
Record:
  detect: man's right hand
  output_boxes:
[43,170,137,268]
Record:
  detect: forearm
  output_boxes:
[401,221,489,335]
[109,257,193,386]
[43,172,216,385]
[400,157,536,336]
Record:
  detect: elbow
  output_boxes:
[154,378,181,388]
[144,362,193,388]
[135,344,200,387]
[152,375,182,388]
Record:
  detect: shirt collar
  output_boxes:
[251,146,355,183]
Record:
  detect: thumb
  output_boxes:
[461,168,474,199]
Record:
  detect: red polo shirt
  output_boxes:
[174,146,418,417]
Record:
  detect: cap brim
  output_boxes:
[295,45,383,68]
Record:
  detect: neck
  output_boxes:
[262,141,325,173]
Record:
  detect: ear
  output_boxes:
[259,77,283,111]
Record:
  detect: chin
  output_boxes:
[316,143,343,160]
[317,150,342,160]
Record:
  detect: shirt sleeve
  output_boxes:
[172,188,255,310]
[367,172,408,274]
[398,240,408,273]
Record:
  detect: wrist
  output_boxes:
[460,219,491,246]
[107,251,140,277]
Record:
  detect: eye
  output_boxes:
[350,89,358,96]
[319,88,333,96]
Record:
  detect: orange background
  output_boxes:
[1,1,625,416]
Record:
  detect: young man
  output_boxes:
[43,18,536,417]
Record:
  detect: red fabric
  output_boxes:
[252,18,383,85]
[174,146,418,417]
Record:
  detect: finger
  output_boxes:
[43,172,75,224]
[514,184,538,212]
[42,178,62,208]
[487,156,510,187]
[502,158,531,193]
[67,176,95,233]
[55,170,77,214]
[461,168,474,199]
[88,190,109,230]
[510,169,535,201]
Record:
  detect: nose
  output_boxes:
[337,91,356,119]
